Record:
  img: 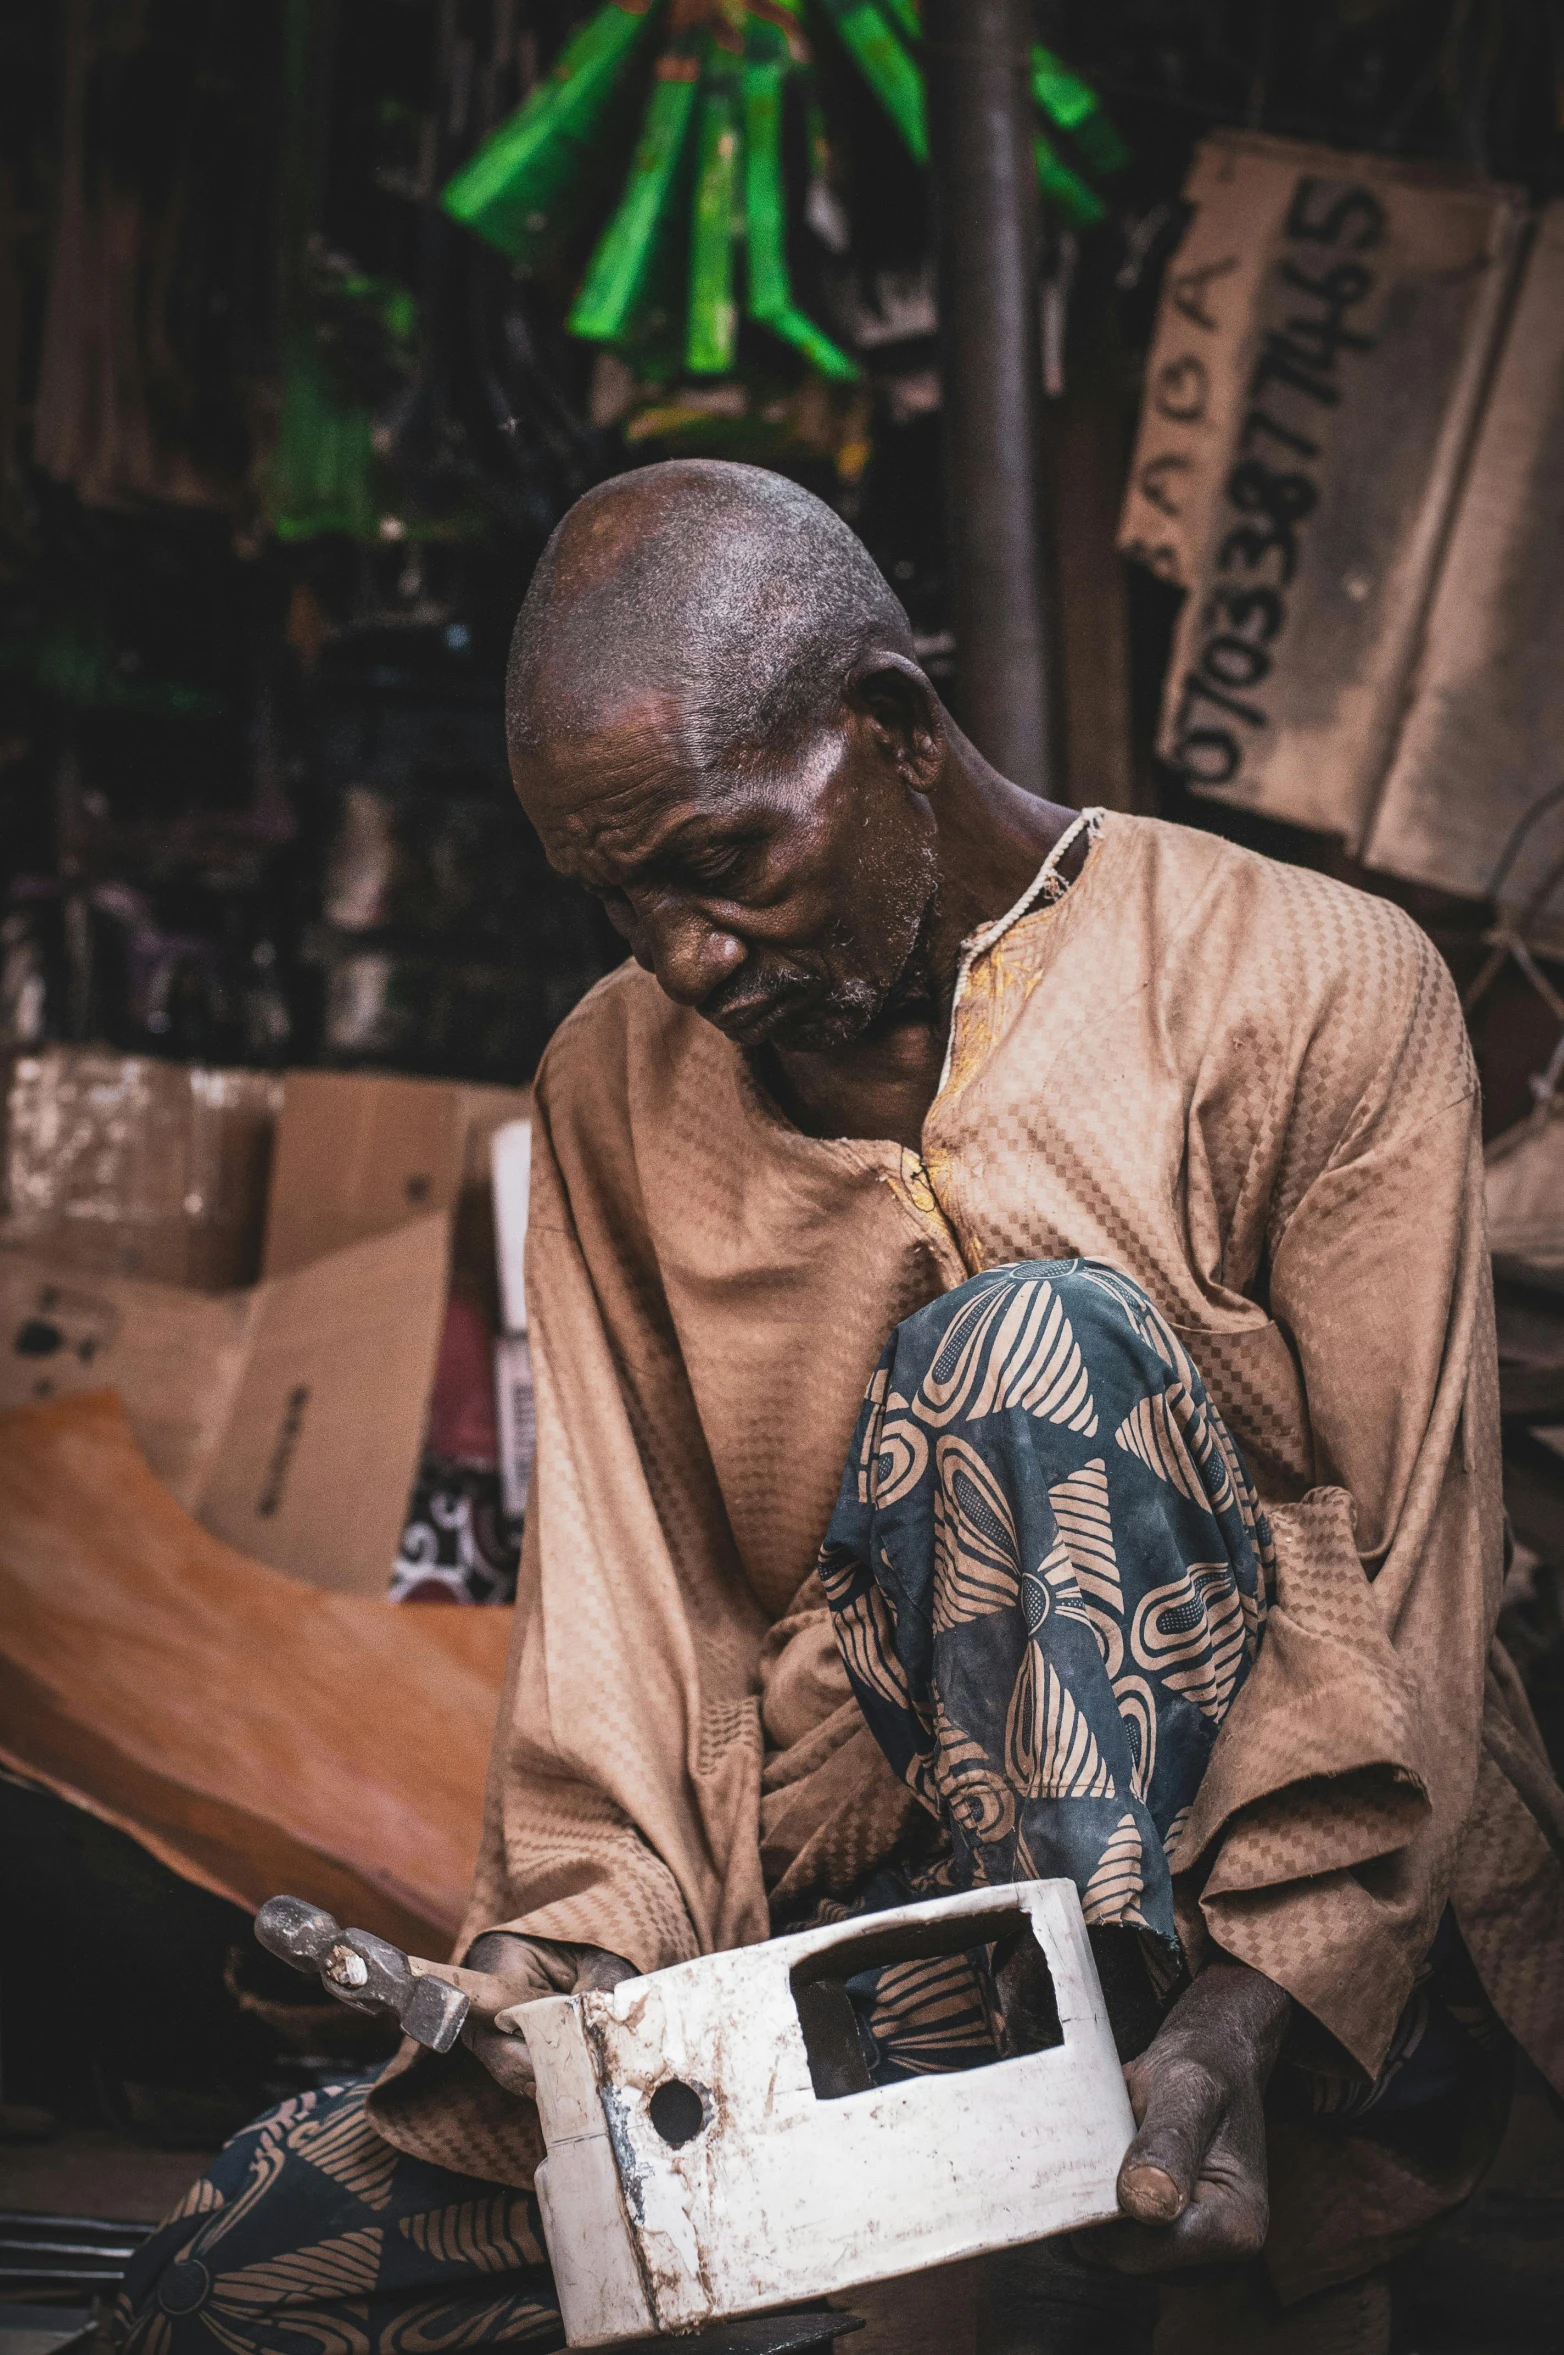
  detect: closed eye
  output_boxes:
[688,857,740,889]
[679,842,754,891]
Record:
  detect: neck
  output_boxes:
[917,721,1082,1019]
[765,733,1086,1149]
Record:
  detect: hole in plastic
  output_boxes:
[648,2077,705,2146]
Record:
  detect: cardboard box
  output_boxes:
[0,1218,448,1586]
[1,1049,282,1290]
[0,1061,530,1596]
[0,1257,251,1500]
[262,1070,468,1277]
[201,1214,455,1583]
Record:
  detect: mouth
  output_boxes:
[701,978,813,1044]
[705,997,799,1044]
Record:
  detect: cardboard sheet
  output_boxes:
[1119,130,1525,846]
[0,1390,510,1949]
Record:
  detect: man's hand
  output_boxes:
[458,1931,639,2097]
[1091,1957,1292,2274]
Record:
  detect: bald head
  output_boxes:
[506,460,915,775]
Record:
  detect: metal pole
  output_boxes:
[924,0,1060,797]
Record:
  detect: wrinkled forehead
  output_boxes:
[511,690,731,871]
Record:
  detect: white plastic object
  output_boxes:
[518,1881,1135,2348]
[491,1117,535,1517]
[491,1117,532,1336]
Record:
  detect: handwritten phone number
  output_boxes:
[1170,178,1387,790]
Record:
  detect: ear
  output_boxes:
[843,654,946,794]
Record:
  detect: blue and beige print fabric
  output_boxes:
[818,1260,1275,1963]
[117,2077,565,2355]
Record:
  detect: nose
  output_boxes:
[635,899,746,1008]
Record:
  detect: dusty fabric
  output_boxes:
[0,1390,509,1952]
[371,812,1564,2283]
[113,2078,562,2355]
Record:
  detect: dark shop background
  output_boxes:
[6,2,1564,1093]
[3,5,1564,2349]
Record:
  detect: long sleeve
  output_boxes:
[1176,916,1506,2074]
[458,1062,773,1975]
[368,965,930,2183]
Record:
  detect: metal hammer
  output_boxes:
[255,1895,470,2054]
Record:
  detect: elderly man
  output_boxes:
[121,463,1563,2355]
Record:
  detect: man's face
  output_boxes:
[514,691,939,1053]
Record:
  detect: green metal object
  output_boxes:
[1031,42,1129,178]
[569,62,700,341]
[439,2,1126,399]
[269,336,381,540]
[686,61,742,373]
[743,60,857,378]
[815,0,927,161]
[1033,131,1105,229]
[442,0,658,261]
[267,0,385,541]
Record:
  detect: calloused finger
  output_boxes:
[1116,2058,1226,2224]
[1090,2178,1268,2276]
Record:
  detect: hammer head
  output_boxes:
[255,1896,470,2055]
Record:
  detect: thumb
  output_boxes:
[1116,2057,1225,2226]
[467,2015,538,2097]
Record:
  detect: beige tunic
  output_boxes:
[374,813,1564,2277]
